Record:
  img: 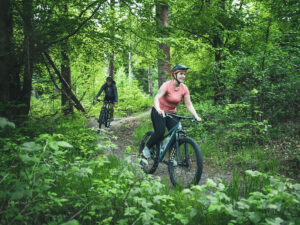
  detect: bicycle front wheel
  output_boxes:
[139,131,159,174]
[168,137,203,187]
[105,109,112,128]
[98,109,106,129]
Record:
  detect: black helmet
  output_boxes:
[106,76,116,84]
[106,76,113,82]
[171,64,190,74]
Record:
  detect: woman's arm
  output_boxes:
[154,87,166,117]
[183,95,202,122]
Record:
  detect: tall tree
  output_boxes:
[21,0,34,115]
[61,3,73,115]
[148,65,153,96]
[156,0,170,87]
[0,0,13,106]
[109,0,116,79]
[61,41,73,115]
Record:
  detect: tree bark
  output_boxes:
[20,0,34,115]
[61,4,73,115]
[129,38,133,79]
[43,51,86,113]
[0,0,13,105]
[108,0,115,79]
[109,51,114,79]
[61,43,73,115]
[148,65,153,96]
[156,0,170,87]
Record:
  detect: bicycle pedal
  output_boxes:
[162,160,169,165]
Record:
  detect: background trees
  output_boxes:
[0,0,298,125]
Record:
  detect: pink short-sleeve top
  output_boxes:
[159,79,190,113]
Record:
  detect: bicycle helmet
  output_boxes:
[171,64,190,84]
[171,64,190,74]
[106,76,113,82]
[106,76,116,84]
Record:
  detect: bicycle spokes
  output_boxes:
[168,137,203,187]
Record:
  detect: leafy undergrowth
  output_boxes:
[1,116,299,225]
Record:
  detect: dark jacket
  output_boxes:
[96,83,118,102]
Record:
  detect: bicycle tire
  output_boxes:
[139,131,159,174]
[105,108,112,128]
[168,137,203,187]
[98,108,106,129]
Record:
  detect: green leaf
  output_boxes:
[61,219,80,225]
[265,217,284,225]
[20,142,42,152]
[248,212,261,224]
[49,141,59,151]
[57,141,73,148]
[0,117,15,128]
[245,170,262,177]
[11,190,24,200]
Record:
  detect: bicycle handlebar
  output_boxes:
[95,99,109,103]
[165,112,196,122]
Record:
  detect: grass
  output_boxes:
[2,112,299,225]
[132,115,153,153]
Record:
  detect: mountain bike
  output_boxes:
[139,113,203,187]
[96,99,113,129]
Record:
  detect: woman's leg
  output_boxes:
[146,107,166,148]
[165,116,179,147]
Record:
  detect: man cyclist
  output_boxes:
[94,76,118,121]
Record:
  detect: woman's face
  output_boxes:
[176,71,186,83]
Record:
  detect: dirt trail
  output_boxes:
[87,110,232,186]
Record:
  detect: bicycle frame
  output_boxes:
[158,115,189,162]
[96,99,112,127]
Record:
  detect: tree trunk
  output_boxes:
[261,17,272,71]
[61,4,73,115]
[148,65,153,96]
[61,43,73,115]
[129,38,133,79]
[0,0,12,105]
[108,0,115,79]
[20,0,34,115]
[109,52,114,79]
[156,0,170,87]
[43,51,86,113]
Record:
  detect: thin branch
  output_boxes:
[171,25,214,46]
[69,200,94,220]
[44,0,106,49]
[43,51,86,113]
[79,1,99,18]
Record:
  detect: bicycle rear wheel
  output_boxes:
[168,137,203,187]
[139,131,159,174]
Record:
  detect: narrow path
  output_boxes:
[87,110,232,186]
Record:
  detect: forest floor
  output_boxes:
[87,109,232,186]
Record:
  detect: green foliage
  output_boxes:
[1,116,299,224]
[132,115,153,149]
[113,70,153,116]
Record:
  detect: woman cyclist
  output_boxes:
[94,76,118,121]
[142,64,202,158]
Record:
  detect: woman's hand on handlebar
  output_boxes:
[157,108,165,117]
[195,115,202,122]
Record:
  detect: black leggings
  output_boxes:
[146,107,178,148]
